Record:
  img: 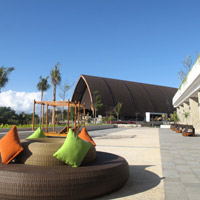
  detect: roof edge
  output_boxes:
[71,74,94,111]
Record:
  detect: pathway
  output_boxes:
[95,127,164,200]
[159,128,200,200]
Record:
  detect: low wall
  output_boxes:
[0,127,32,133]
[1,124,144,134]
[160,125,171,129]
[0,125,116,133]
[83,125,116,131]
[116,124,142,128]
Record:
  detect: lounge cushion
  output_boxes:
[53,129,92,167]
[78,127,96,146]
[17,138,96,166]
[27,127,46,139]
[0,126,23,164]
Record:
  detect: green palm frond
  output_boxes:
[0,66,15,92]
[37,76,50,92]
[50,62,61,85]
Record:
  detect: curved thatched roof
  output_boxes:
[72,75,177,119]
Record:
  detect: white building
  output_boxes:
[145,112,167,122]
[173,56,200,132]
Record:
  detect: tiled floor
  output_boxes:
[159,128,200,200]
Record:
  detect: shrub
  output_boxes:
[102,117,106,124]
[108,115,115,121]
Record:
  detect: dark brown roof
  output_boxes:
[72,75,177,119]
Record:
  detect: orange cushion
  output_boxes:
[0,126,23,164]
[78,127,96,146]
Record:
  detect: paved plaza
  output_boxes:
[93,127,200,200]
[93,127,164,200]
[1,127,200,199]
[159,128,200,200]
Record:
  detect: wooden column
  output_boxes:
[32,99,35,131]
[83,103,85,127]
[46,104,48,133]
[53,106,55,132]
[74,102,77,129]
[78,102,80,129]
[41,104,44,131]
[67,100,70,132]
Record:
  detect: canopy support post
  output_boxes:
[32,99,35,131]
[46,104,48,133]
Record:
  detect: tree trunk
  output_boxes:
[53,84,56,101]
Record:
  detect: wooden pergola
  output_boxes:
[32,100,86,137]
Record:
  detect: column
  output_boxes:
[183,102,190,124]
[189,97,198,127]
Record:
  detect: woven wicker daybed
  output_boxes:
[0,138,129,200]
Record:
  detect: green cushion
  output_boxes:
[27,127,46,139]
[53,129,92,167]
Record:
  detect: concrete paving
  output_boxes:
[94,127,164,200]
[159,128,200,200]
[93,127,200,200]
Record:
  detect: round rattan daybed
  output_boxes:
[0,138,129,200]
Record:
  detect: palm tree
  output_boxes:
[93,91,103,124]
[37,76,50,124]
[50,62,61,125]
[114,102,123,121]
[170,111,179,124]
[0,66,15,92]
[51,62,61,101]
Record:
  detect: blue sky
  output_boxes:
[0,0,200,112]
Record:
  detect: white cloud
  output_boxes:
[0,90,41,113]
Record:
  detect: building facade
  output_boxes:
[173,58,200,132]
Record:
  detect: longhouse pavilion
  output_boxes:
[72,75,177,121]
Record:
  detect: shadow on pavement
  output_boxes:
[96,165,164,199]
